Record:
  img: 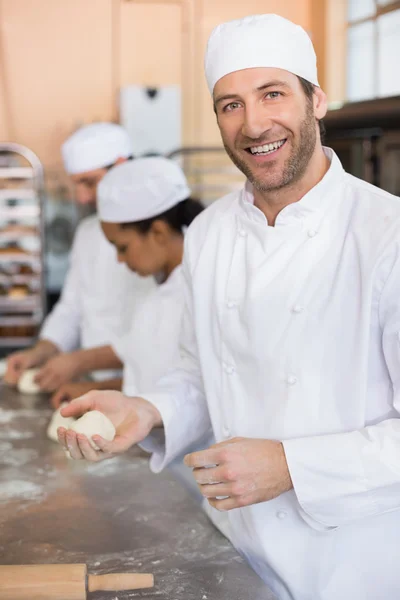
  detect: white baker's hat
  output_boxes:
[62,123,132,175]
[205,14,319,93]
[97,156,191,223]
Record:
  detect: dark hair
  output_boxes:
[104,155,135,170]
[121,198,204,235]
[297,76,325,142]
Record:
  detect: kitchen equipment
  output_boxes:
[0,143,46,349]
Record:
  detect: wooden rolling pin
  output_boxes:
[0,564,154,599]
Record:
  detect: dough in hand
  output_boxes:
[47,402,76,443]
[70,410,115,450]
[18,369,41,394]
[0,359,7,378]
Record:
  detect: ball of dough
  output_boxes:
[18,369,41,394]
[47,402,76,443]
[70,410,115,450]
[0,359,7,378]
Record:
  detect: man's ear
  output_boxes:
[313,86,328,120]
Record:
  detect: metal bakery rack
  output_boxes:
[0,143,46,350]
[167,146,245,206]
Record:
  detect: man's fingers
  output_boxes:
[51,389,69,409]
[4,360,23,385]
[57,427,68,450]
[3,373,18,386]
[91,434,132,455]
[184,448,221,469]
[192,466,224,485]
[91,434,124,454]
[184,439,243,468]
[208,496,238,511]
[34,369,54,392]
[35,366,62,392]
[65,430,84,460]
[34,366,46,384]
[76,434,106,462]
[199,482,232,498]
[208,491,258,511]
[60,394,96,418]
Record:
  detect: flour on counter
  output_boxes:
[0,407,51,425]
[0,480,44,501]
[85,456,142,477]
[0,429,34,440]
[0,409,14,424]
[0,442,12,453]
[0,448,38,467]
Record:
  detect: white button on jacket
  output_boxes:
[40,215,153,379]
[141,149,400,600]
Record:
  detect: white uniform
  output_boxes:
[140,149,400,600]
[113,265,216,505]
[113,266,184,396]
[40,215,153,379]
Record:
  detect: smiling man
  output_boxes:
[59,15,400,600]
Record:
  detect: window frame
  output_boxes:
[346,0,400,101]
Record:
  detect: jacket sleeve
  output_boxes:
[284,249,400,529]
[39,224,83,352]
[139,240,212,473]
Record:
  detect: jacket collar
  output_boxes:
[238,147,345,227]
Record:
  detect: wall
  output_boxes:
[0,1,114,171]
[0,0,321,182]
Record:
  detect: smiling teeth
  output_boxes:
[250,140,285,155]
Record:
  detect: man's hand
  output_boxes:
[51,381,99,408]
[35,352,82,392]
[184,437,293,511]
[57,391,162,462]
[4,350,39,385]
[4,340,59,386]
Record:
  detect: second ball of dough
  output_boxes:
[70,410,116,450]
[18,369,41,394]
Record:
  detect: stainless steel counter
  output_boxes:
[0,387,276,599]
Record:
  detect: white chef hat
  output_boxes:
[62,123,132,175]
[205,14,319,94]
[97,156,191,223]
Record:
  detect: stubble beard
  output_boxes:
[222,102,318,193]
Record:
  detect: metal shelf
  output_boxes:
[0,143,46,348]
[0,315,41,326]
[0,252,41,263]
[0,274,40,285]
[0,295,42,312]
[0,337,35,348]
[0,189,37,201]
[0,229,39,238]
[0,206,40,219]
[0,167,34,179]
[167,146,245,206]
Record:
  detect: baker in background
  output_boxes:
[49,156,204,406]
[4,123,153,389]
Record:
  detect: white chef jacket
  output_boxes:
[113,265,216,504]
[113,266,184,396]
[40,215,153,380]
[139,148,400,600]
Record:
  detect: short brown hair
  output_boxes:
[298,76,325,142]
